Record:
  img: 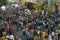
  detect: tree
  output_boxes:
[32,2,42,10]
[0,0,7,6]
[31,2,42,13]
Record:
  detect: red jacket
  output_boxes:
[26,23,31,30]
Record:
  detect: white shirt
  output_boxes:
[6,35,14,40]
[48,34,52,40]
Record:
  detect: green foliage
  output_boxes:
[31,1,56,13]
[43,2,48,11]
[0,0,7,6]
[31,2,42,10]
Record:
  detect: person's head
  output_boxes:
[58,24,60,28]
[2,31,6,37]
[55,32,58,36]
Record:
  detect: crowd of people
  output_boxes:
[0,5,60,40]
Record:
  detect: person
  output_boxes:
[6,33,14,40]
[26,23,31,30]
[25,30,30,40]
[9,34,14,40]
[23,30,25,40]
[58,33,60,40]
[52,32,55,39]
[56,23,60,40]
[1,37,6,40]
[34,34,40,40]
[42,30,46,40]
[1,31,6,40]
[48,33,52,40]
[16,36,19,40]
[6,30,14,40]
[9,24,13,31]
[54,32,58,40]
[0,29,2,38]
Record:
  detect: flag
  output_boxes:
[32,0,37,3]
[42,0,45,4]
[16,0,20,3]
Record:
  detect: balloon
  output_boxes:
[48,0,51,5]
